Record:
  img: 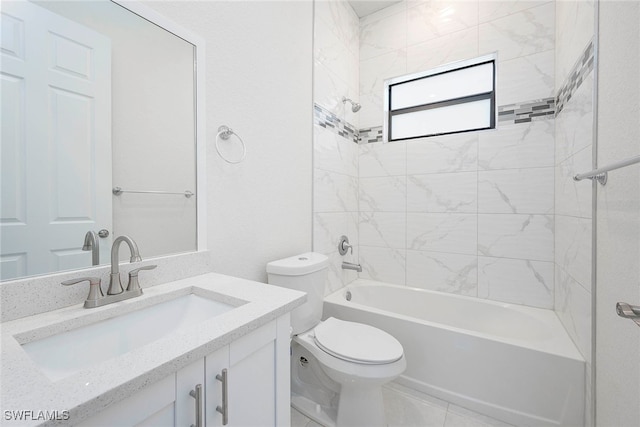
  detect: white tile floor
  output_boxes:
[291,382,514,427]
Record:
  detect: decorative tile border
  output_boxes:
[556,40,595,115]
[358,126,384,144]
[316,40,594,144]
[498,98,556,124]
[313,103,358,143]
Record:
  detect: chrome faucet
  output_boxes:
[342,261,362,272]
[107,235,142,295]
[63,235,156,308]
[82,231,100,266]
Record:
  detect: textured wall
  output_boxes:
[148,1,314,283]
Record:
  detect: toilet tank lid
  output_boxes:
[266,252,329,276]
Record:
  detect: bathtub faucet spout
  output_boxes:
[342,261,362,272]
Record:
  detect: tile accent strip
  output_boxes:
[556,40,595,116]
[498,98,556,124]
[316,42,593,143]
[358,126,384,144]
[314,103,358,143]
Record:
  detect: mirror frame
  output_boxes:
[113,0,208,253]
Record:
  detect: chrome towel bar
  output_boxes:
[573,154,640,185]
[112,187,194,198]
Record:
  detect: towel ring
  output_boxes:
[215,125,246,164]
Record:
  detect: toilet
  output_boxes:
[267,252,406,427]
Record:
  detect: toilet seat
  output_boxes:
[293,329,406,383]
[313,317,403,365]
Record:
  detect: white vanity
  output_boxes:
[0,273,305,426]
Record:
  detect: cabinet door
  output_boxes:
[228,320,277,427]
[206,321,278,427]
[205,346,230,426]
[176,359,205,426]
[76,375,175,427]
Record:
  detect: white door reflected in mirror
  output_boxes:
[0,0,201,281]
[0,1,112,280]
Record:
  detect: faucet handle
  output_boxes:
[62,277,104,303]
[129,264,157,276]
[338,235,353,255]
[127,265,157,292]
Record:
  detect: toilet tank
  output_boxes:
[266,252,329,335]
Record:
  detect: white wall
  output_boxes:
[147,1,314,283]
[595,1,640,425]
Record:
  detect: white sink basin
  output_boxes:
[21,294,235,381]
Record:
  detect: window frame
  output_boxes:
[383,53,497,142]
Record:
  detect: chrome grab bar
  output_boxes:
[112,186,194,198]
[616,302,640,327]
[573,154,640,185]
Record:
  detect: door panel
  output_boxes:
[228,342,276,427]
[0,1,111,279]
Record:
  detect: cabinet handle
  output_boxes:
[189,384,203,427]
[216,368,228,425]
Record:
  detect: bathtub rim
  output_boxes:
[324,279,584,362]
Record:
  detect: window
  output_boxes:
[384,54,496,141]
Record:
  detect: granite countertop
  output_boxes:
[0,273,305,426]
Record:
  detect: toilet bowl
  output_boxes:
[295,317,406,426]
[267,253,406,427]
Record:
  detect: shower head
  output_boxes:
[342,96,361,113]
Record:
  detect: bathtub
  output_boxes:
[323,279,585,426]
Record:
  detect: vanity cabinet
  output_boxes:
[204,318,278,426]
[78,315,291,426]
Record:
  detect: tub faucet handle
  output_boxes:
[338,235,353,255]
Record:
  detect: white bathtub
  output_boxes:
[323,279,585,426]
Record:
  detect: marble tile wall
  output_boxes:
[313,1,361,295]
[554,2,595,425]
[357,0,557,309]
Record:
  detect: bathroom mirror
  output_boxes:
[0,0,206,281]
